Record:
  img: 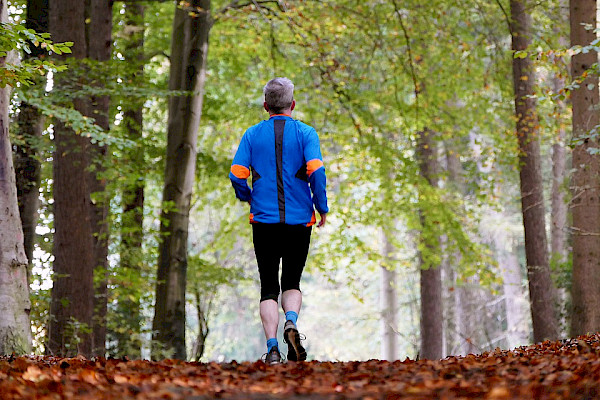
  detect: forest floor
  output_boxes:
[1,334,600,399]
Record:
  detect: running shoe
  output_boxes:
[262,346,282,365]
[283,320,307,361]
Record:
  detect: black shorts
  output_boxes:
[252,223,312,302]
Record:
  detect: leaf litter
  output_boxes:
[2,334,600,399]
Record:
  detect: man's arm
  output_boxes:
[229,133,252,202]
[304,128,329,225]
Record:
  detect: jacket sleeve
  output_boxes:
[303,128,329,214]
[229,132,252,202]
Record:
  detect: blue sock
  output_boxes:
[267,337,278,352]
[285,311,298,325]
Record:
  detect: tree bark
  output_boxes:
[570,0,600,336]
[0,0,32,355]
[417,128,443,360]
[191,286,209,361]
[15,0,48,280]
[380,229,397,361]
[152,0,211,360]
[550,107,568,260]
[47,0,95,357]
[550,0,569,337]
[85,0,113,358]
[510,0,558,342]
[113,2,145,359]
[550,0,569,270]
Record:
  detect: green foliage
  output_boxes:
[188,255,245,291]
[17,89,132,148]
[63,317,92,355]
[17,0,575,359]
[550,252,572,293]
[0,22,70,87]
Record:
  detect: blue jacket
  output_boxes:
[229,114,329,226]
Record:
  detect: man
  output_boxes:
[229,77,329,364]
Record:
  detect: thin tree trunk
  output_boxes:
[570,0,600,336]
[444,142,461,356]
[417,128,443,360]
[550,105,567,258]
[114,2,145,359]
[0,0,32,355]
[492,212,530,349]
[152,0,211,360]
[15,0,48,281]
[440,244,449,357]
[47,0,95,357]
[510,0,558,342]
[550,0,569,337]
[85,0,112,358]
[191,287,209,361]
[550,0,569,269]
[380,229,397,361]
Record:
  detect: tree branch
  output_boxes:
[217,0,284,15]
[391,0,420,128]
[493,0,512,34]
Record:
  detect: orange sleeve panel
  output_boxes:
[306,159,324,177]
[231,164,250,179]
[306,211,316,227]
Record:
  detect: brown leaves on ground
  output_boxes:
[2,334,600,399]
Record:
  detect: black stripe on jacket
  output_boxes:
[274,119,286,223]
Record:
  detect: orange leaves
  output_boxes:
[77,368,102,385]
[22,365,45,382]
[3,335,600,398]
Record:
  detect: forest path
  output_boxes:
[1,334,599,399]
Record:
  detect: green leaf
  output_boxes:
[513,50,528,59]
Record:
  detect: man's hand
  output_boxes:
[317,212,327,228]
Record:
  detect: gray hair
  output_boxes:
[263,77,294,113]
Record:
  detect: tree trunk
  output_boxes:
[191,287,209,361]
[491,212,530,349]
[380,229,397,360]
[510,0,558,342]
[0,0,32,355]
[152,0,211,360]
[114,2,145,359]
[550,0,569,270]
[47,0,95,357]
[15,0,48,280]
[570,0,600,336]
[550,0,569,337]
[417,128,443,360]
[85,0,113,358]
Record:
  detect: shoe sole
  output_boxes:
[285,328,307,361]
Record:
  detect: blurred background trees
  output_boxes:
[0,0,598,361]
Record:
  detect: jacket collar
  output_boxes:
[269,114,293,119]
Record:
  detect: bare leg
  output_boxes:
[281,289,307,361]
[260,299,279,339]
[281,289,302,316]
